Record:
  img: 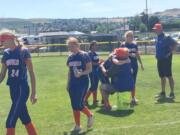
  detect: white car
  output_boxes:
[171,32,180,41]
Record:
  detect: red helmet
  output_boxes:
[114,47,129,59]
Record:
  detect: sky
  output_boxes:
[0,0,179,19]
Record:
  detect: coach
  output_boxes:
[153,23,177,99]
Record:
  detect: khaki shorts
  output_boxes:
[100,84,116,94]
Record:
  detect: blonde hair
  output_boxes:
[124,31,134,39]
[0,29,25,48]
[124,30,136,44]
[66,37,80,46]
[0,29,16,36]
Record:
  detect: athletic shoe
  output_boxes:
[71,125,81,133]
[155,92,166,98]
[87,115,94,128]
[168,92,175,99]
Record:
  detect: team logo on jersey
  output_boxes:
[69,61,82,67]
[129,53,137,57]
[6,59,19,66]
[129,48,137,52]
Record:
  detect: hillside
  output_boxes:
[154,8,180,17]
[0,8,179,34]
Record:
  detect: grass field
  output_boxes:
[0,55,180,135]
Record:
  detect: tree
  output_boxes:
[96,24,107,33]
[139,23,147,33]
[129,16,141,31]
[140,12,148,26]
[148,16,160,30]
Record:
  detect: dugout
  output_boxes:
[87,34,119,52]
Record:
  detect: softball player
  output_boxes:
[84,41,100,106]
[66,37,94,132]
[122,31,144,105]
[0,30,37,135]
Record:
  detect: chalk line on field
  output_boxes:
[92,120,180,132]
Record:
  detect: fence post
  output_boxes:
[59,46,62,56]
[85,43,87,52]
[109,41,112,53]
[37,47,40,57]
[145,43,147,55]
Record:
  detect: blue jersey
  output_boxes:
[111,63,134,91]
[88,51,99,70]
[67,51,91,85]
[156,33,176,60]
[1,47,31,85]
[103,57,112,70]
[121,43,138,66]
[97,56,113,84]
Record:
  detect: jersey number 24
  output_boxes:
[11,69,19,77]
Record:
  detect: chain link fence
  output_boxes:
[0,40,180,57]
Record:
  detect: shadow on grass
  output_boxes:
[155,97,180,104]
[96,108,134,117]
[64,128,93,135]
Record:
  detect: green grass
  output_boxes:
[0,55,180,135]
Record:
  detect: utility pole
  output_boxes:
[107,17,109,34]
[145,0,149,32]
[124,17,126,33]
[146,0,148,14]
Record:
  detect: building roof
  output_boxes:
[39,31,85,37]
[39,31,69,37]
[68,31,85,35]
